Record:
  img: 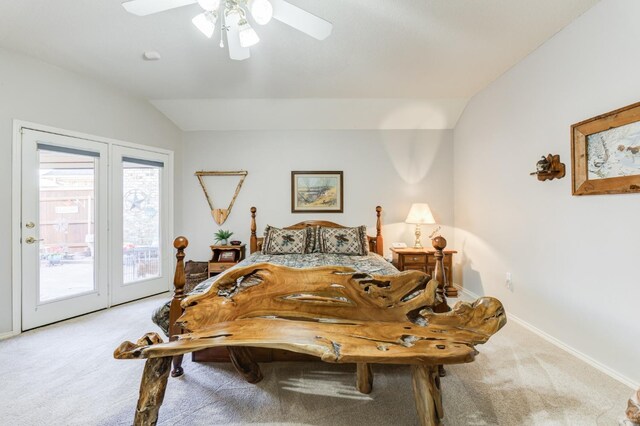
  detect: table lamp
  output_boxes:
[405,203,435,249]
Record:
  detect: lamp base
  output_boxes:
[413,224,423,249]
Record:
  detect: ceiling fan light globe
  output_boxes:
[250,0,273,25]
[197,0,220,11]
[192,12,217,38]
[239,27,260,47]
[238,20,260,47]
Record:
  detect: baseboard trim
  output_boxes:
[0,330,19,341]
[454,284,638,390]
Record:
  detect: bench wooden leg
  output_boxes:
[228,347,263,384]
[411,365,444,426]
[356,363,373,394]
[134,356,172,426]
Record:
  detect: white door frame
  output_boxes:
[11,120,174,336]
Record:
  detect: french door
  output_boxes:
[21,130,109,330]
[110,146,171,305]
[20,128,172,330]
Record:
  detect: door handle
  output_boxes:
[25,237,44,244]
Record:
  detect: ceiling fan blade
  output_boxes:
[122,0,197,16]
[271,0,332,40]
[225,11,251,60]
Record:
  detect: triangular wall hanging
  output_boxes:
[195,170,248,225]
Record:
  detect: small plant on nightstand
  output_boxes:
[214,229,233,245]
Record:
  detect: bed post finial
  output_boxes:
[250,207,258,253]
[174,236,188,249]
[375,206,382,236]
[169,236,188,377]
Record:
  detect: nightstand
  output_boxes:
[390,247,457,297]
[208,244,246,277]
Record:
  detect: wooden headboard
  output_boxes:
[249,206,384,256]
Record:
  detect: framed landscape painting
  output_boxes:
[571,101,640,195]
[291,171,343,213]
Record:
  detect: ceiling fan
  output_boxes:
[122,0,333,61]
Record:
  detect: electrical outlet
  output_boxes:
[505,272,512,289]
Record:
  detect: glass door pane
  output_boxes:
[122,160,161,284]
[38,149,96,302]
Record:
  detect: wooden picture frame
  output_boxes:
[218,251,236,262]
[572,101,640,195]
[291,171,344,213]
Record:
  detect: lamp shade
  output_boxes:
[405,203,435,224]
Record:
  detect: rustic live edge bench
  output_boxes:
[114,238,506,426]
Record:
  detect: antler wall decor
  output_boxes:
[195,170,248,225]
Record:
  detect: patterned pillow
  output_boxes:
[317,226,369,256]
[263,226,313,254]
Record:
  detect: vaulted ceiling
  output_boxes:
[0,0,599,129]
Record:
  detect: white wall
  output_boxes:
[179,130,453,262]
[453,0,640,387]
[0,47,182,334]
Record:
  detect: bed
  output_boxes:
[153,206,449,372]
[117,206,505,425]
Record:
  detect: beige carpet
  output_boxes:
[0,294,632,425]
